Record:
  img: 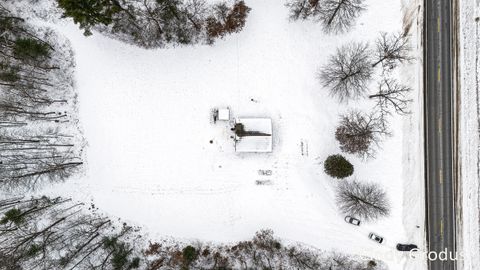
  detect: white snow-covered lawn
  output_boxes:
[32,0,425,269]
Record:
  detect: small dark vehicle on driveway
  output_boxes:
[344,216,361,226]
[396,244,418,251]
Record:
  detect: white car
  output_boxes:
[368,233,384,244]
[344,216,361,226]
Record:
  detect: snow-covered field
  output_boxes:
[16,0,425,269]
[458,0,480,269]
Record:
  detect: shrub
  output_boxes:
[324,155,353,179]
[26,244,41,257]
[111,244,129,270]
[129,257,140,269]
[368,260,378,268]
[0,70,20,82]
[182,245,197,265]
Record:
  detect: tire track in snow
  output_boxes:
[107,182,244,196]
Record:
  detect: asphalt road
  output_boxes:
[424,0,457,269]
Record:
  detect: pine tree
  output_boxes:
[57,0,124,35]
[13,38,50,60]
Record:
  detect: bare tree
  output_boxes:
[0,6,84,190]
[109,0,205,48]
[319,42,373,102]
[318,0,366,34]
[372,32,411,70]
[369,78,413,117]
[205,1,251,44]
[0,129,83,190]
[335,110,389,158]
[0,196,143,270]
[286,0,322,21]
[336,180,390,221]
[286,0,365,34]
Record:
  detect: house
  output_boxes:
[212,108,230,123]
[233,118,272,153]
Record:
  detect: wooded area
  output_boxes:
[0,4,84,190]
[0,195,386,270]
[57,0,251,48]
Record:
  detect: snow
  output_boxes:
[10,0,425,269]
[458,0,480,269]
[398,1,427,270]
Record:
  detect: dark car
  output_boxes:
[368,233,384,244]
[396,244,418,251]
[344,216,361,226]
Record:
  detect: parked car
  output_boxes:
[344,216,361,226]
[368,233,384,244]
[396,244,418,251]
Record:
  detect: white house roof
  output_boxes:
[234,118,272,153]
[218,108,230,121]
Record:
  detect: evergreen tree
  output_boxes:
[57,0,124,35]
[324,154,354,179]
[0,209,24,225]
[13,38,50,60]
[182,245,198,265]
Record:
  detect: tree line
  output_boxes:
[0,196,142,270]
[145,229,385,269]
[56,0,251,48]
[0,195,387,270]
[0,4,84,190]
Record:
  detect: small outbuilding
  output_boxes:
[233,118,272,153]
[218,108,230,121]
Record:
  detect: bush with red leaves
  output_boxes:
[206,1,251,44]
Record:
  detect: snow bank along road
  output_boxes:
[424,0,457,269]
[458,0,480,268]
